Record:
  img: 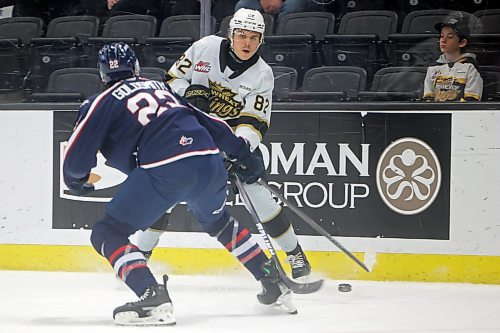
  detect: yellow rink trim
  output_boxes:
[1,244,500,284]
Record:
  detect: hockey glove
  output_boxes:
[233,143,265,185]
[184,84,210,113]
[67,181,95,196]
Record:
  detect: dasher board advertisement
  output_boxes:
[53,111,451,240]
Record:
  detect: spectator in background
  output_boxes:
[105,0,160,17]
[80,0,108,20]
[171,0,237,27]
[10,0,85,23]
[234,0,310,22]
[423,17,483,102]
[80,0,167,24]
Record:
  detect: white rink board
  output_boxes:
[0,110,499,256]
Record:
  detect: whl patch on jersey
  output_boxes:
[194,61,211,73]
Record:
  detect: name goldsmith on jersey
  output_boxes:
[111,81,168,100]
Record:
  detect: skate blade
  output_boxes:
[294,275,311,283]
[274,290,298,315]
[114,303,176,326]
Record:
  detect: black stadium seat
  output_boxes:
[29,16,100,93]
[401,9,454,34]
[472,9,500,33]
[388,34,440,67]
[0,17,43,98]
[480,66,500,101]
[264,12,336,87]
[302,66,366,93]
[271,66,298,101]
[288,66,366,101]
[358,66,427,101]
[30,68,101,102]
[260,34,316,83]
[321,11,398,77]
[275,12,335,40]
[100,15,157,43]
[45,15,100,39]
[336,10,397,40]
[160,15,216,40]
[82,15,157,68]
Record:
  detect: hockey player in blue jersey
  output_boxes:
[63,42,296,326]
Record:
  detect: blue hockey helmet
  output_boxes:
[97,42,140,84]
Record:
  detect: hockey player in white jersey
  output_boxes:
[137,8,312,281]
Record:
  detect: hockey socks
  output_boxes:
[91,216,157,296]
[214,216,268,280]
[107,243,156,296]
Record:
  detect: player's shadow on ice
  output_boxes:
[175,308,292,327]
[28,305,291,327]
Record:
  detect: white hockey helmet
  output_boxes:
[229,8,265,38]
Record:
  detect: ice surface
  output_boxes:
[1,270,499,333]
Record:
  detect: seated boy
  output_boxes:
[423,17,483,102]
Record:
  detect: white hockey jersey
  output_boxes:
[423,53,483,101]
[167,35,274,150]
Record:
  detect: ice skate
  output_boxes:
[285,245,311,281]
[113,275,176,326]
[257,260,297,314]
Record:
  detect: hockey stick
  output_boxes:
[258,180,370,273]
[231,174,323,294]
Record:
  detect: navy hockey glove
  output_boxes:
[67,182,95,196]
[184,84,210,113]
[66,175,95,196]
[234,144,265,185]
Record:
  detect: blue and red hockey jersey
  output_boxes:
[63,77,247,193]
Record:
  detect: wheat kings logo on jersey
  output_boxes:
[376,137,442,215]
[433,75,464,101]
[209,79,243,118]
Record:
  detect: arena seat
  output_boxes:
[0,17,43,97]
[82,15,157,68]
[271,66,298,101]
[321,11,398,78]
[30,68,101,102]
[29,15,100,93]
[358,66,427,101]
[275,12,335,40]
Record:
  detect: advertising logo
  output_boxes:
[376,137,441,215]
[59,142,127,202]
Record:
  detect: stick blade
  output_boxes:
[284,277,324,294]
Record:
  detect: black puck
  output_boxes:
[338,283,352,292]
